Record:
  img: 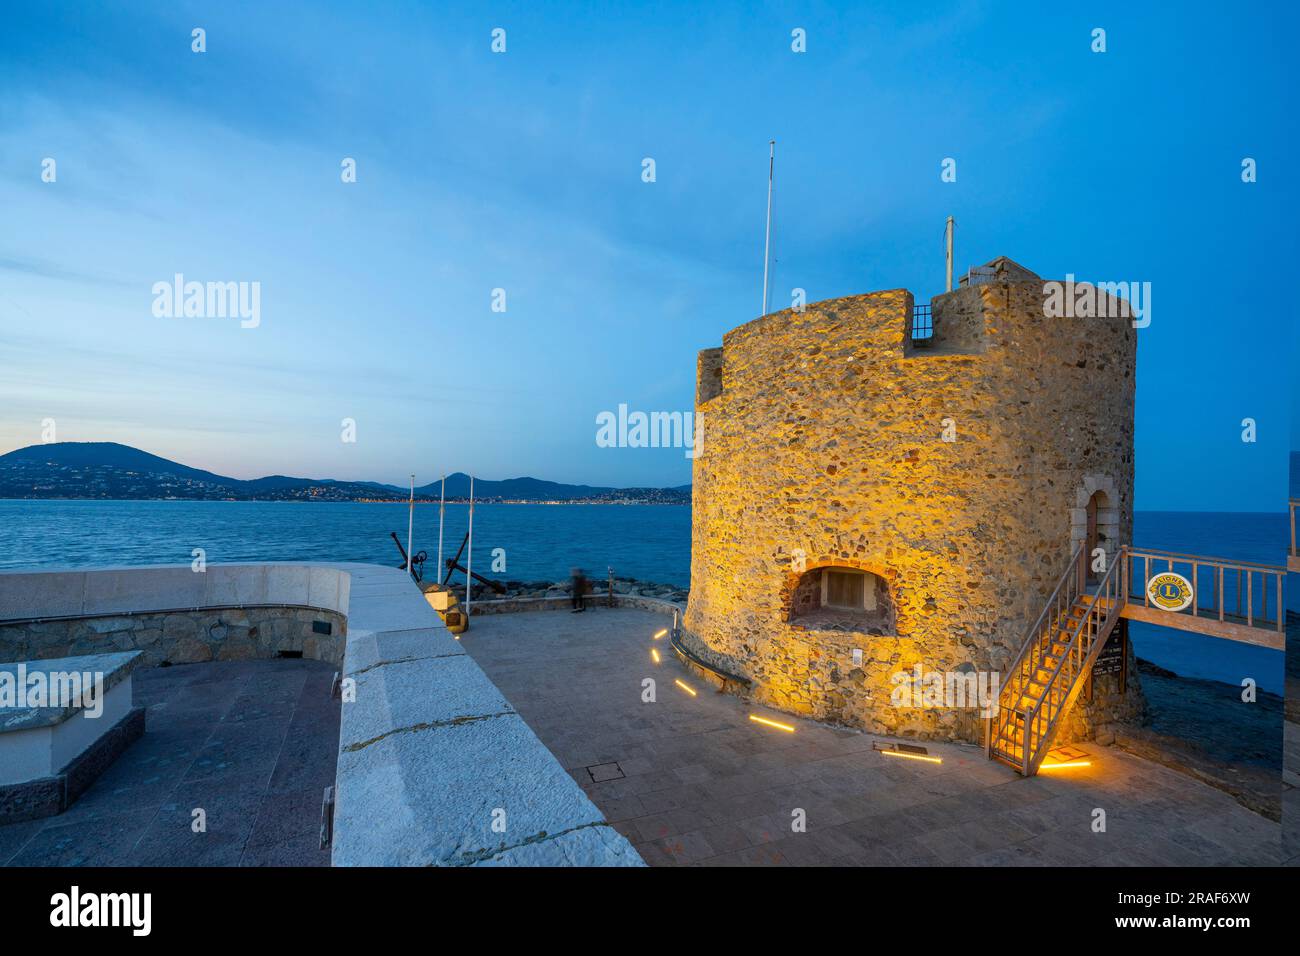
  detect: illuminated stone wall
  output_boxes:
[684,260,1143,743]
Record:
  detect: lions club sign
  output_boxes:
[1146,571,1194,612]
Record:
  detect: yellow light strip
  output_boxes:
[650,648,660,663]
[653,629,667,639]
[674,679,697,697]
[879,749,942,764]
[1040,760,1091,770]
[749,714,795,733]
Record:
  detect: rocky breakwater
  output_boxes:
[449,576,688,605]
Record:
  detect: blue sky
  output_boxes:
[0,1,1294,508]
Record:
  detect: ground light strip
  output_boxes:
[1039,760,1091,770]
[879,750,942,764]
[674,679,696,696]
[650,648,660,663]
[748,714,795,732]
[653,629,667,639]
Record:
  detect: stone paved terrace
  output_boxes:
[0,659,338,866]
[462,608,1283,866]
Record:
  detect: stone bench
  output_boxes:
[0,651,145,822]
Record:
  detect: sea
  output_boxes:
[0,500,1287,694]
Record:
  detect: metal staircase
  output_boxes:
[987,545,1124,775]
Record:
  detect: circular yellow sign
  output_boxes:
[1146,571,1193,612]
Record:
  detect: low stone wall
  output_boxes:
[335,576,642,866]
[0,606,347,668]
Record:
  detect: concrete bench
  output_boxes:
[0,651,145,822]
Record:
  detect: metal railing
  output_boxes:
[1121,546,1285,634]
[988,541,1285,775]
[987,544,1084,765]
[910,304,933,346]
[1021,556,1123,775]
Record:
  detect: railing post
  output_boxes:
[1292,501,1297,557]
[1279,573,1285,633]
[1022,707,1033,776]
[1218,567,1224,622]
[1247,573,1253,628]
[1119,547,1127,605]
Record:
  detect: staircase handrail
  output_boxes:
[1000,542,1084,695]
[1022,553,1123,773]
[986,543,1084,755]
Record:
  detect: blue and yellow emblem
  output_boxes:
[1146,571,1193,612]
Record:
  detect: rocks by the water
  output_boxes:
[1116,661,1283,821]
[445,576,688,605]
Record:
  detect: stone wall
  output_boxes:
[685,261,1143,743]
[0,606,347,668]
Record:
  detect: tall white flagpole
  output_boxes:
[761,139,775,316]
[465,476,475,615]
[437,474,446,586]
[406,474,415,581]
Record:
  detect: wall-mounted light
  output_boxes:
[749,714,795,732]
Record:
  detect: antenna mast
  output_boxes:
[465,476,475,615]
[437,474,445,584]
[945,216,954,292]
[761,139,775,315]
[405,474,415,581]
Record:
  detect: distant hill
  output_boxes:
[0,442,690,504]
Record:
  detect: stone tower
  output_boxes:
[684,257,1144,743]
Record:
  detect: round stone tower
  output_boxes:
[684,257,1143,743]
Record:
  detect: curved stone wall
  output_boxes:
[685,267,1141,742]
[0,606,347,667]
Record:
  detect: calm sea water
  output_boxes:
[0,501,1286,692]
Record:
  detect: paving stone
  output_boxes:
[8,809,157,866]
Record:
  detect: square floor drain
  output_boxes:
[586,762,625,783]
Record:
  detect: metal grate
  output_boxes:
[911,304,933,346]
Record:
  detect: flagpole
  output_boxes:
[761,139,775,316]
[405,474,415,581]
[437,474,446,586]
[465,476,475,615]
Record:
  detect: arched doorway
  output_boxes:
[1085,491,1101,584]
[1071,476,1120,586]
